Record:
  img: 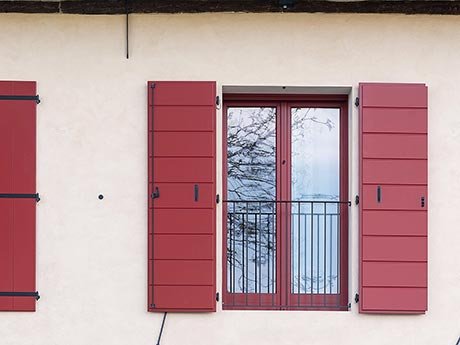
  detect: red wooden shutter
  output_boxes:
[0,81,39,312]
[148,81,216,312]
[359,83,428,314]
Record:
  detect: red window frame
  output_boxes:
[222,94,349,311]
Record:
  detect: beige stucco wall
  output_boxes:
[0,12,459,345]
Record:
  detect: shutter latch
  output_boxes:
[151,187,160,199]
[355,97,360,107]
[355,195,359,205]
[216,194,220,204]
[216,292,220,302]
[354,293,359,303]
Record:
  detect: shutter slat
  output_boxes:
[148,81,216,312]
[362,211,426,236]
[359,83,428,314]
[362,287,427,312]
[362,159,427,185]
[363,262,427,287]
[153,209,214,235]
[153,132,214,157]
[153,106,214,131]
[362,133,427,159]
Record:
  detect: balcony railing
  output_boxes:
[223,200,350,310]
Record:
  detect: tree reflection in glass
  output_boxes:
[227,107,276,294]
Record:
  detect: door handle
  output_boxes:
[194,184,199,202]
[151,187,160,199]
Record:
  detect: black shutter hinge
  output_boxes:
[150,82,155,89]
[216,292,220,302]
[354,293,359,303]
[216,194,220,204]
[355,97,359,107]
[355,195,359,205]
[150,303,156,308]
[0,291,40,300]
[0,95,40,104]
[0,193,40,202]
[216,95,220,107]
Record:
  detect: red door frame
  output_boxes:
[222,94,349,311]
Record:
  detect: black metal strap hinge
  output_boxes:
[354,293,359,303]
[0,193,40,202]
[216,194,220,204]
[216,292,220,302]
[0,95,40,104]
[0,291,40,300]
[355,195,359,205]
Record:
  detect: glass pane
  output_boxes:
[226,107,276,294]
[290,108,340,294]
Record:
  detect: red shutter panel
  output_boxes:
[359,83,428,314]
[0,81,39,312]
[148,81,216,312]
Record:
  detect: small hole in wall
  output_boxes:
[98,194,104,200]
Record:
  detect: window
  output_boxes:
[222,95,349,310]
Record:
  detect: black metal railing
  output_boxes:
[223,200,350,310]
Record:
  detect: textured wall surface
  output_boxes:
[0,12,459,345]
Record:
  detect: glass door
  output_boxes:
[224,103,281,309]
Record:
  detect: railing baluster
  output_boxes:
[229,212,233,294]
[329,213,333,295]
[267,204,270,296]
[254,204,258,293]
[245,202,249,301]
[258,201,262,305]
[337,202,340,308]
[304,211,307,296]
[297,202,301,306]
[242,204,245,295]
[317,212,320,297]
[324,202,327,305]
[232,201,236,305]
[310,202,314,306]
